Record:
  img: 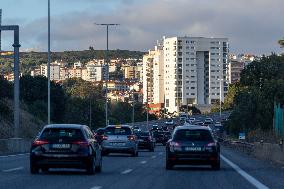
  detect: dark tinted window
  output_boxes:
[96,129,105,135]
[40,128,85,141]
[173,129,213,141]
[105,127,132,135]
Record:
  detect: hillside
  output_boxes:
[0,49,145,75]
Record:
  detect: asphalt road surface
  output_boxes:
[1,145,284,189]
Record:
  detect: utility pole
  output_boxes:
[94,23,119,127]
[219,79,223,119]
[47,0,51,124]
[132,92,135,127]
[0,9,2,52]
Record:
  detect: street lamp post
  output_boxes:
[47,0,51,124]
[218,79,223,118]
[95,23,119,127]
[132,92,135,127]
[0,25,21,137]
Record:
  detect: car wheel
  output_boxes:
[95,155,102,173]
[87,157,95,175]
[211,160,220,170]
[30,164,39,174]
[166,160,174,170]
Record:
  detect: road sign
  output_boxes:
[239,132,246,140]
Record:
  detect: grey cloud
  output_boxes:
[17,0,284,54]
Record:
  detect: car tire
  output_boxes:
[30,164,39,174]
[166,160,174,170]
[95,155,102,173]
[87,157,95,175]
[211,160,220,170]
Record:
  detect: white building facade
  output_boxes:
[163,36,229,113]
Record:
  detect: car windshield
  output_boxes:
[173,129,213,141]
[40,128,85,141]
[105,127,132,135]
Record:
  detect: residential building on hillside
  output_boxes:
[40,62,61,81]
[229,60,245,84]
[83,63,106,82]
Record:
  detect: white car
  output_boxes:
[205,118,214,123]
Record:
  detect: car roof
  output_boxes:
[174,125,211,131]
[43,124,87,129]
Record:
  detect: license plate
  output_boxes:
[52,144,70,149]
[112,142,125,146]
[185,147,202,151]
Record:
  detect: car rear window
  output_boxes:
[40,128,85,141]
[105,127,132,135]
[173,129,213,141]
[96,129,105,135]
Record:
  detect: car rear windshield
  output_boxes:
[40,128,85,141]
[96,129,105,135]
[173,129,213,141]
[105,127,132,135]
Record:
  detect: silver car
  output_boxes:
[101,125,138,156]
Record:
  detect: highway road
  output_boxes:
[1,145,284,189]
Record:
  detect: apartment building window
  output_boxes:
[178,46,182,50]
[190,41,195,44]
[166,99,169,107]
[178,58,182,62]
[186,46,190,49]
[191,64,195,66]
[186,58,189,60]
[191,46,195,49]
[186,52,190,55]
[186,81,189,83]
[191,52,195,55]
[191,87,195,89]
[186,87,189,89]
[186,93,189,95]
[191,81,196,83]
[191,93,195,95]
[178,52,182,56]
[186,64,189,66]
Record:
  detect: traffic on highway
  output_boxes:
[1,113,284,189]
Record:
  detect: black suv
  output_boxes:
[30,124,102,174]
[137,131,155,151]
[152,130,167,146]
[166,126,220,170]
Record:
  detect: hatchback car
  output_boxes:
[101,125,138,156]
[137,131,155,151]
[30,124,102,174]
[166,126,220,170]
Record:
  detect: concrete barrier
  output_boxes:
[0,138,32,155]
[222,139,284,165]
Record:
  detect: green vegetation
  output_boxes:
[0,49,145,75]
[0,76,155,138]
[223,54,284,137]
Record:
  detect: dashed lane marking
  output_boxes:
[158,152,163,155]
[2,166,24,172]
[140,161,147,164]
[151,155,157,159]
[121,169,133,174]
[221,154,270,189]
[0,153,29,158]
[90,186,102,189]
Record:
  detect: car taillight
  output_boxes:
[72,141,89,147]
[206,142,216,147]
[128,135,135,141]
[205,142,216,152]
[32,139,49,147]
[169,141,181,152]
[102,135,108,140]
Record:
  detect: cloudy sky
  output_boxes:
[1,0,283,54]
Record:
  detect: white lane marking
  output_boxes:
[151,155,157,159]
[221,155,270,189]
[140,160,147,164]
[90,186,102,189]
[121,169,133,174]
[0,153,29,158]
[158,152,163,155]
[2,166,24,172]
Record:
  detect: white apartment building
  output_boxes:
[40,62,61,81]
[163,36,229,113]
[143,46,164,105]
[82,63,106,82]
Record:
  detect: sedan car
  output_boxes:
[30,124,102,174]
[152,130,167,145]
[137,131,155,151]
[166,125,220,170]
[101,125,138,157]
